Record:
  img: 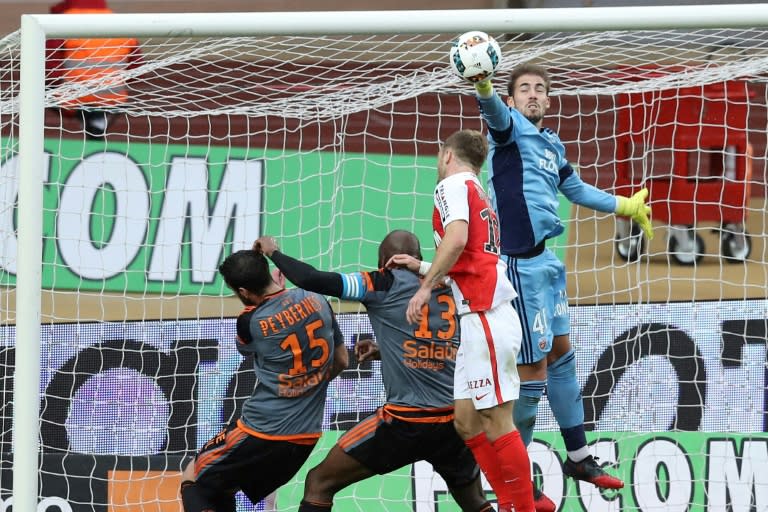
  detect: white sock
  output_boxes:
[568,446,590,462]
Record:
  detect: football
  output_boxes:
[449,31,502,83]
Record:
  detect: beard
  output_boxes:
[519,102,544,125]
[524,112,543,125]
[523,104,544,125]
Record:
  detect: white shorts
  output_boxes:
[453,301,522,410]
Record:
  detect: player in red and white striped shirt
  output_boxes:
[393,129,534,512]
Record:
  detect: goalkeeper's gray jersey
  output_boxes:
[343,268,458,410]
[235,288,343,439]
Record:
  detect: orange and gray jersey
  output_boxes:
[342,268,458,413]
[235,288,344,442]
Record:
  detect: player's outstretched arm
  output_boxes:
[254,236,344,297]
[421,221,467,287]
[471,79,511,134]
[405,221,467,324]
[474,79,494,99]
[385,253,422,273]
[615,188,654,239]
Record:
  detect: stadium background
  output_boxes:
[0,0,764,326]
[0,1,766,511]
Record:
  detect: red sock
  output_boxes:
[492,430,535,512]
[465,432,507,500]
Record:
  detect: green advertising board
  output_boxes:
[274,431,767,511]
[0,138,569,294]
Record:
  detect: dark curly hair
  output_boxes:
[218,250,271,295]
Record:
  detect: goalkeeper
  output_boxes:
[470,63,652,508]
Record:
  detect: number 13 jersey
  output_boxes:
[432,171,517,315]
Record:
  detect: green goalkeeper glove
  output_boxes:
[615,188,654,240]
[474,79,494,99]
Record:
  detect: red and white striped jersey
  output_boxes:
[432,171,517,315]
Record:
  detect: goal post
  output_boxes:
[10,4,768,511]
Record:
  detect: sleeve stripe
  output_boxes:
[341,272,367,300]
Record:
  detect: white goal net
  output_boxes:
[1,7,767,512]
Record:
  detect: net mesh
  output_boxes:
[0,22,766,512]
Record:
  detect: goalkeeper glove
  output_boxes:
[474,79,494,99]
[615,188,654,240]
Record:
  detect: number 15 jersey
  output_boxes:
[236,288,344,439]
[433,171,517,315]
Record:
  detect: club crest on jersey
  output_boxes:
[539,338,547,350]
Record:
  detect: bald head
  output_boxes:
[378,230,422,268]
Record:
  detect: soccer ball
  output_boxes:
[449,31,502,83]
